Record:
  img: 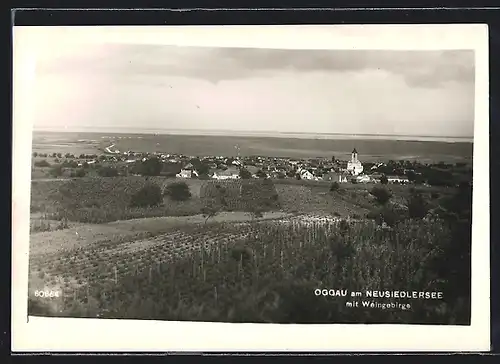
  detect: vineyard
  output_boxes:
[200,179,281,212]
[28,216,469,324]
[36,177,204,223]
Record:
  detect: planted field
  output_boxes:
[28,215,469,325]
[33,177,204,223]
[275,184,371,217]
[200,179,281,212]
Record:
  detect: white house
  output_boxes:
[387,175,410,184]
[355,174,371,183]
[212,167,240,180]
[347,148,364,176]
[297,168,315,180]
[176,169,194,178]
[370,162,385,170]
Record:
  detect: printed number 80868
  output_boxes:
[34,290,60,298]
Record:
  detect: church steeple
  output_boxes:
[351,148,358,162]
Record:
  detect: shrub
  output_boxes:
[49,165,63,178]
[164,182,192,201]
[330,182,340,192]
[239,168,252,179]
[370,186,392,205]
[130,183,163,208]
[97,166,119,177]
[139,157,162,176]
[34,160,51,167]
[380,175,388,185]
[366,209,379,220]
[367,206,403,227]
[74,168,86,178]
[407,191,429,219]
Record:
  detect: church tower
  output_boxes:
[351,148,358,163]
[347,147,363,176]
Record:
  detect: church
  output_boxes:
[346,148,363,176]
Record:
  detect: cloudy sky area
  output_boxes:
[31,43,475,137]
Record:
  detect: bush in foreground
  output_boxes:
[130,183,163,208]
[164,181,192,201]
[370,186,392,205]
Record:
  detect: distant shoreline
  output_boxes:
[33,128,474,143]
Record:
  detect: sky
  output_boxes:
[29,42,475,137]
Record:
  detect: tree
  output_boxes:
[247,204,264,222]
[49,165,63,178]
[32,152,38,158]
[331,156,335,163]
[201,186,228,225]
[34,160,50,167]
[196,163,210,177]
[239,168,252,179]
[57,153,62,158]
[74,168,86,178]
[407,191,429,219]
[97,166,118,177]
[406,170,416,182]
[164,182,192,201]
[201,199,220,225]
[51,153,57,158]
[130,183,163,208]
[139,157,162,176]
[380,175,388,185]
[370,186,392,205]
[65,153,72,158]
[256,169,267,179]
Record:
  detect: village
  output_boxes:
[31,143,435,185]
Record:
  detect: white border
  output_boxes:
[12,24,490,352]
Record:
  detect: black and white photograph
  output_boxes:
[12,24,490,351]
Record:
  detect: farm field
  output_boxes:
[27,174,470,324]
[28,216,469,324]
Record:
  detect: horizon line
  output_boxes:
[32,126,474,141]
